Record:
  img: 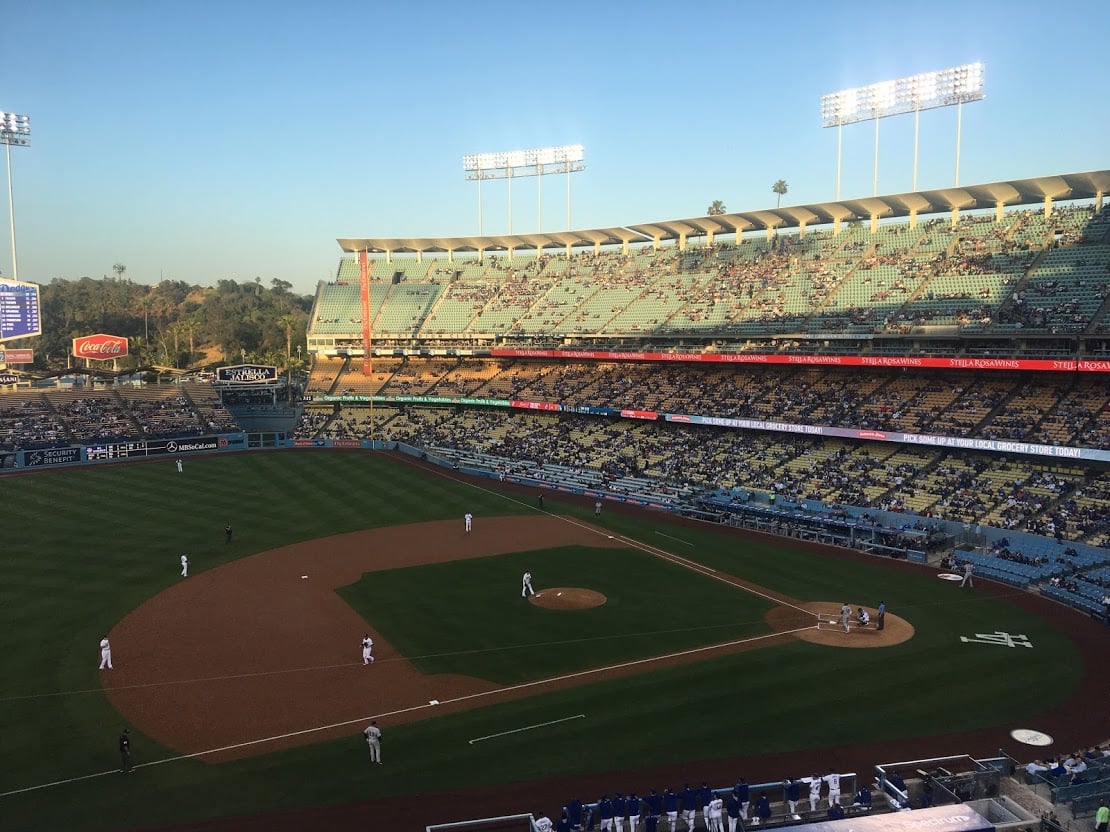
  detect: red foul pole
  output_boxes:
[359,250,372,376]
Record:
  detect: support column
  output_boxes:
[872,117,880,197]
[359,250,372,376]
[909,208,917,230]
[1043,195,1052,218]
[835,124,843,200]
[996,201,1004,223]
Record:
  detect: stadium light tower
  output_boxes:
[464,144,585,235]
[0,112,31,282]
[821,63,985,196]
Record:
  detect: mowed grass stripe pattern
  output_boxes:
[0,452,525,792]
[0,451,1087,832]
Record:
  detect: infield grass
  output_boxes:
[339,544,778,684]
[0,451,1088,831]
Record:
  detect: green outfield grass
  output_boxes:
[0,451,1087,831]
[338,545,777,683]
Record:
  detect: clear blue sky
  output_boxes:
[3,0,1108,295]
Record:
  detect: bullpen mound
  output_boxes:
[530,587,607,610]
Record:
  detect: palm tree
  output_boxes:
[707,200,726,216]
[112,262,127,282]
[277,314,298,361]
[772,180,788,208]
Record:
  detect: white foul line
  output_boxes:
[468,714,585,745]
[0,626,813,799]
[655,531,694,547]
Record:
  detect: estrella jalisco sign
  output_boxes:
[216,364,278,383]
[72,333,129,360]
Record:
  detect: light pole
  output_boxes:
[464,144,585,235]
[0,112,31,282]
[821,63,985,197]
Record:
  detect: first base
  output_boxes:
[301,575,308,579]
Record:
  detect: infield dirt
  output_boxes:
[103,514,897,763]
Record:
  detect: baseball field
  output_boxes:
[0,450,1104,831]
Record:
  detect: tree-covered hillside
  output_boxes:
[24,275,314,372]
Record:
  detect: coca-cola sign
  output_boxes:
[72,334,129,360]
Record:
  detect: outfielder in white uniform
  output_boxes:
[176,458,183,473]
[180,554,188,577]
[522,571,535,597]
[363,720,382,763]
[824,769,841,809]
[464,512,473,532]
[361,634,375,665]
[99,636,113,670]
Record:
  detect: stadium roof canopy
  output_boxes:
[337,169,1110,257]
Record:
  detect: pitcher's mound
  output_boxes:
[531,587,607,610]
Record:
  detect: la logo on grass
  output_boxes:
[960,631,1032,648]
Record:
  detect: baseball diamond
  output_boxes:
[0,451,1105,832]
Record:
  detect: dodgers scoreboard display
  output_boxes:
[86,437,222,460]
[0,278,41,340]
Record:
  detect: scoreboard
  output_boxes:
[0,279,41,340]
[85,436,221,460]
[85,441,147,460]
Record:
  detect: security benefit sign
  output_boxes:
[217,364,277,383]
[22,447,83,468]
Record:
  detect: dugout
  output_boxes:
[798,804,993,832]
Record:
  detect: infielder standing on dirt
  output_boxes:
[839,602,852,633]
[522,571,535,597]
[361,634,374,665]
[363,720,382,763]
[464,512,473,532]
